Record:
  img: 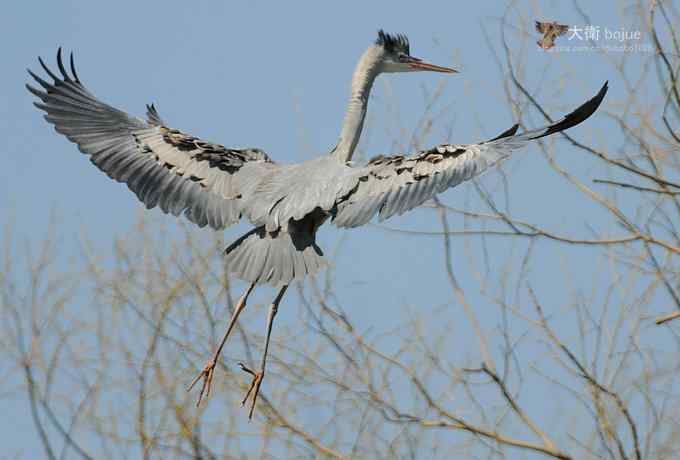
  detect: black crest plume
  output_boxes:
[376,30,410,55]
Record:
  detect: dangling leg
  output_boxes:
[240,284,288,419]
[188,281,256,406]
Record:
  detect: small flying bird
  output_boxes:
[535,21,570,49]
[27,30,607,419]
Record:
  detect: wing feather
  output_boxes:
[334,82,608,228]
[28,49,276,230]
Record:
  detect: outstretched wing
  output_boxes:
[333,82,608,228]
[27,49,277,230]
[535,21,569,36]
[555,24,570,36]
[535,21,549,34]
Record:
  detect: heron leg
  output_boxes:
[188,281,256,406]
[240,284,288,419]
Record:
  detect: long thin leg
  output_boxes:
[188,281,256,406]
[240,284,288,419]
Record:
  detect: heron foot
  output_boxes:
[239,362,263,420]
[187,358,217,407]
[185,282,257,409]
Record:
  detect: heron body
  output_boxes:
[27,30,607,418]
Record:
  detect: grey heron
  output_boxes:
[27,30,608,419]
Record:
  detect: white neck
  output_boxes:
[332,46,382,163]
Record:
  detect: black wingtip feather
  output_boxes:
[38,56,59,82]
[27,49,83,101]
[25,83,46,99]
[529,81,609,140]
[56,48,71,81]
[488,124,520,142]
[27,68,52,90]
[69,52,80,83]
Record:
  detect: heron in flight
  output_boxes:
[27,30,607,418]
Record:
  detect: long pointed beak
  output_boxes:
[407,56,458,73]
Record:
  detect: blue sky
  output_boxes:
[2,0,665,457]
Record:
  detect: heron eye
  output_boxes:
[398,54,408,62]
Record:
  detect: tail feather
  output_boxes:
[225,227,327,286]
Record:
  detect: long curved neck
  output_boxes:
[332,47,382,163]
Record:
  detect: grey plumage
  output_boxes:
[334,81,608,227]
[225,214,327,286]
[27,32,607,418]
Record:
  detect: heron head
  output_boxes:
[375,30,457,74]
